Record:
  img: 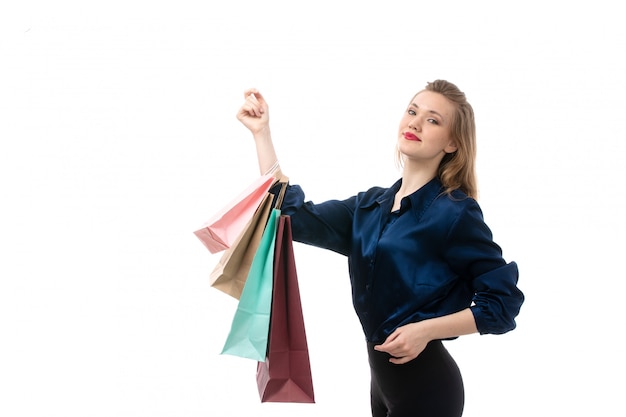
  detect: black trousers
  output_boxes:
[367,340,464,417]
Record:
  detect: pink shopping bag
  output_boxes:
[194,174,277,254]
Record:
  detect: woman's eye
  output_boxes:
[427,118,439,125]
[408,109,416,115]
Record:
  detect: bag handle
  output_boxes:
[273,179,288,210]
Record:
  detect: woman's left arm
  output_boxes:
[375,199,524,364]
[444,201,524,335]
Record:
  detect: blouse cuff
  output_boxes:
[470,261,524,335]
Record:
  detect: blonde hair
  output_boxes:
[397,80,478,199]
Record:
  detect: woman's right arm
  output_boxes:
[236,88,353,255]
[236,88,282,178]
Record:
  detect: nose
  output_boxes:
[408,118,421,131]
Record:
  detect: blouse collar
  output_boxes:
[375,177,444,220]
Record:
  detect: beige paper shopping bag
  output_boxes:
[209,192,273,299]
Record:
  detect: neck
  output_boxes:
[398,161,438,197]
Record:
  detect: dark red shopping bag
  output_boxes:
[256,215,315,403]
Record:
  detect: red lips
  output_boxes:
[403,132,420,141]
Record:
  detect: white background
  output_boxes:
[1,1,625,416]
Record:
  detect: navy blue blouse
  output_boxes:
[278,177,524,344]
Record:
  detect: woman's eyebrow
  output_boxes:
[410,103,445,121]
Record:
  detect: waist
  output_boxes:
[366,339,447,366]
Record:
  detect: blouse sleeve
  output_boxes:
[444,200,524,335]
[275,183,356,257]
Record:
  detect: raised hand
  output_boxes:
[236,88,270,135]
[235,88,281,177]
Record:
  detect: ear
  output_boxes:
[444,141,458,154]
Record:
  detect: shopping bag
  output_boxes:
[256,215,315,403]
[194,174,276,254]
[220,207,281,362]
[209,192,273,299]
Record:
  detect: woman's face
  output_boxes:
[397,90,457,165]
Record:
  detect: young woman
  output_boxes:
[236,80,524,417]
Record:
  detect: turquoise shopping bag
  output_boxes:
[220,207,280,361]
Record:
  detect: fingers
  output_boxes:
[243,88,266,103]
[238,102,262,118]
[374,342,413,365]
[237,98,262,119]
[243,87,259,98]
[374,330,399,350]
[239,88,266,118]
[374,342,418,365]
[373,332,400,355]
[388,354,417,365]
[373,329,421,364]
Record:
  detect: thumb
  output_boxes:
[374,331,399,351]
